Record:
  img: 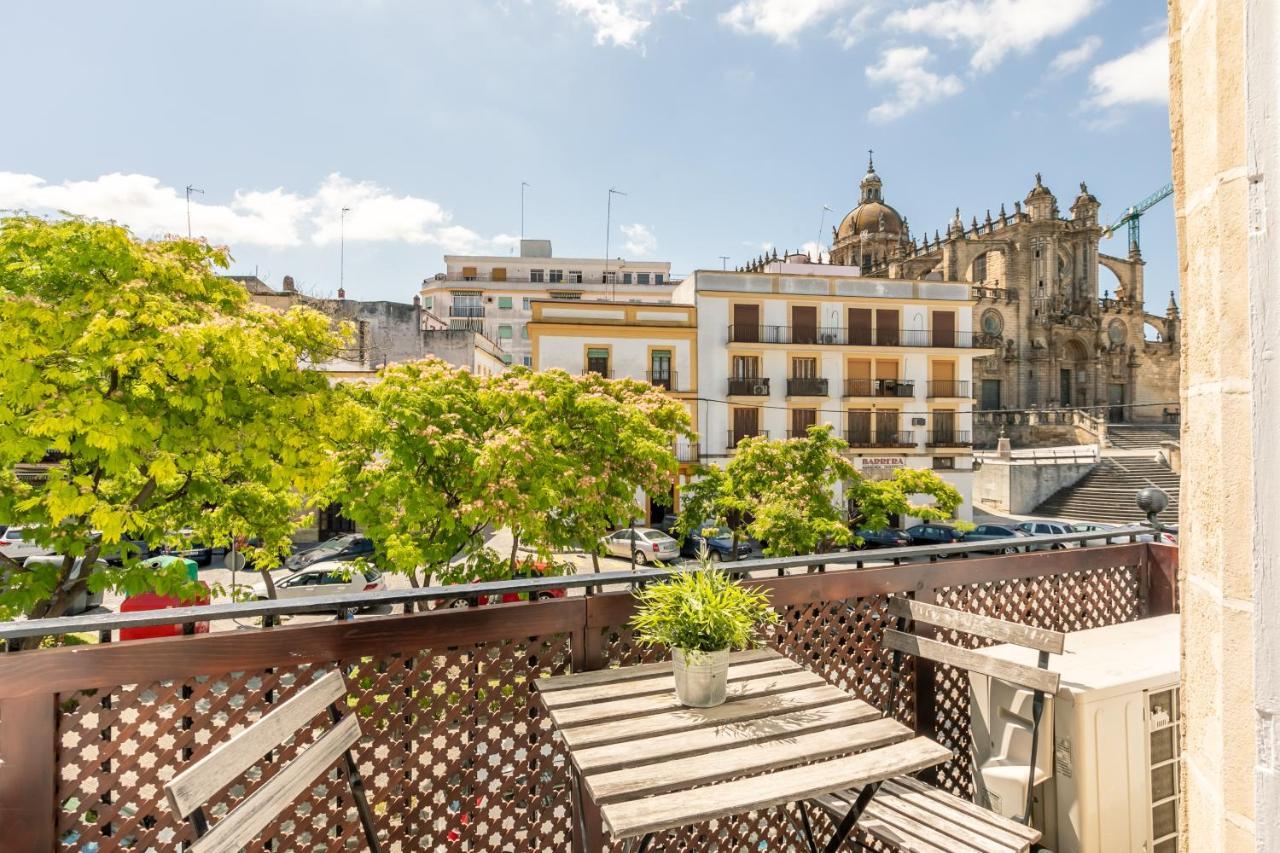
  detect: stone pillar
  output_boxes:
[1170,0,1277,848]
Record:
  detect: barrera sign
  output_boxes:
[860,457,906,467]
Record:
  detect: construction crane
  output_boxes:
[1101,182,1174,256]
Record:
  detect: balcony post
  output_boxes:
[909,585,940,784]
[0,694,56,851]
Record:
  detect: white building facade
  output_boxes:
[420,240,675,367]
[677,265,987,522]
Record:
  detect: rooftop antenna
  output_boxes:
[340,207,351,295]
[605,187,626,300]
[521,181,531,242]
[718,255,730,270]
[815,204,833,262]
[184,184,204,238]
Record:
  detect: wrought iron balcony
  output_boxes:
[786,377,828,397]
[926,430,973,447]
[647,371,677,391]
[727,377,771,396]
[449,305,486,318]
[728,326,979,348]
[843,379,915,398]
[674,440,701,463]
[727,429,768,449]
[926,380,971,398]
[846,430,916,448]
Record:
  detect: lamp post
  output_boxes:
[605,187,626,300]
[185,185,204,238]
[521,181,531,241]
[340,207,351,295]
[815,205,832,262]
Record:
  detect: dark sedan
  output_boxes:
[679,524,754,562]
[963,524,1030,554]
[284,534,376,571]
[853,528,911,549]
[903,523,965,546]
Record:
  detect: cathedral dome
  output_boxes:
[837,154,905,239]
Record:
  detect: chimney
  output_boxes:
[282,275,296,293]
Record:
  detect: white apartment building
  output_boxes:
[529,258,990,524]
[419,239,675,367]
[675,264,986,521]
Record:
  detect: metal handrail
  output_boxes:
[0,525,1164,642]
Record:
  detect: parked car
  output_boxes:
[251,560,385,603]
[962,524,1030,554]
[19,556,107,615]
[853,528,911,550]
[159,529,214,567]
[904,523,965,547]
[1072,521,1178,546]
[1014,519,1076,549]
[600,527,680,564]
[284,534,375,572]
[679,523,754,562]
[0,526,56,561]
[100,536,159,566]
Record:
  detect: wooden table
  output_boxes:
[535,648,952,853]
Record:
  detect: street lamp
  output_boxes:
[185,184,204,238]
[605,187,626,300]
[340,207,351,295]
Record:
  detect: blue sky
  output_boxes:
[0,0,1176,313]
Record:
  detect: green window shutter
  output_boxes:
[501,353,513,364]
[498,325,513,339]
[498,296,513,309]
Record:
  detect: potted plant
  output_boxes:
[630,556,779,708]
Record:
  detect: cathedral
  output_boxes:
[826,158,1181,421]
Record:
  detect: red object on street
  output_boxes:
[119,583,212,641]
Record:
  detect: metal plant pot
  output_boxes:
[672,647,730,708]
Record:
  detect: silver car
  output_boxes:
[600,528,680,564]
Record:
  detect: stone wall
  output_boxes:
[974,454,1097,514]
[1169,0,1273,848]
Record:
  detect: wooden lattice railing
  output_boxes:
[0,543,1178,852]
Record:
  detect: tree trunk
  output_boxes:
[258,566,279,599]
[590,551,601,595]
[508,529,521,575]
[730,530,741,562]
[18,544,103,651]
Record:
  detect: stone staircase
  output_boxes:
[1033,455,1181,523]
[1106,423,1181,450]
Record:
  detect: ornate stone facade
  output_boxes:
[828,162,1181,421]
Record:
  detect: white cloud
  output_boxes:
[0,171,509,253]
[1050,34,1101,74]
[886,0,1100,72]
[1087,36,1169,108]
[620,222,657,256]
[557,0,659,48]
[865,46,963,122]
[719,0,857,44]
[829,5,880,49]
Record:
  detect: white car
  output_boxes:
[251,560,386,603]
[1072,521,1178,546]
[600,528,680,564]
[0,526,55,561]
[21,556,107,614]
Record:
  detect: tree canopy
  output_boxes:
[0,216,345,625]
[677,424,964,558]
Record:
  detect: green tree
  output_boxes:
[677,425,964,559]
[0,215,345,637]
[475,369,694,571]
[329,359,492,590]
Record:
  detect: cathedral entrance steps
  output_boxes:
[1105,424,1181,449]
[1032,456,1181,524]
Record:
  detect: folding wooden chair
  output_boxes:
[811,596,1063,853]
[164,670,380,852]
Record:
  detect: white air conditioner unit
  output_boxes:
[968,614,1180,853]
[752,384,769,396]
[820,332,838,344]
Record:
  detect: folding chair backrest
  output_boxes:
[164,670,365,853]
[881,596,1065,824]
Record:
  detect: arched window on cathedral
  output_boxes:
[972,253,988,283]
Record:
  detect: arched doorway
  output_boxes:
[1059,339,1090,407]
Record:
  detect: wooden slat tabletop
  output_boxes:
[535,648,953,842]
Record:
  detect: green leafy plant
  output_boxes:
[631,565,779,653]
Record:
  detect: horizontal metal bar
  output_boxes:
[0,526,1158,641]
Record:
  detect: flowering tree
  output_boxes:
[678,424,963,558]
[475,369,694,570]
[0,216,344,637]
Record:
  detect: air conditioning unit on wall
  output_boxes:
[752,384,768,396]
[968,614,1180,853]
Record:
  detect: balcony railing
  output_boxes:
[846,430,917,448]
[727,376,770,396]
[647,371,677,391]
[450,305,486,318]
[0,536,1176,852]
[927,430,973,447]
[786,377,828,397]
[727,429,768,448]
[674,440,701,463]
[844,378,915,398]
[581,368,614,378]
[728,326,980,348]
[927,380,971,398]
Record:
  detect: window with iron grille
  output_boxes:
[586,348,610,375]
